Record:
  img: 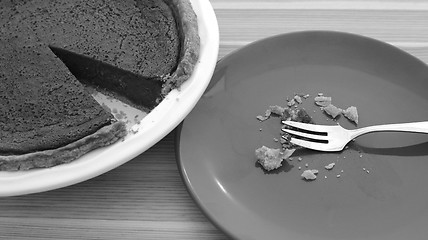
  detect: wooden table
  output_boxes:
[1,0,427,239]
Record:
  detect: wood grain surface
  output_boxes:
[1,1,427,239]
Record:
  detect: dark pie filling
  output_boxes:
[49,46,164,110]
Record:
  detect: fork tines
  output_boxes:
[282,121,326,133]
[281,121,329,144]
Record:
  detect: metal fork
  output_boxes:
[282,120,428,152]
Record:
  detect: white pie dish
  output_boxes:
[0,0,219,197]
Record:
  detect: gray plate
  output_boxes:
[176,31,428,240]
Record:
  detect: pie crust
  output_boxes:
[0,122,126,171]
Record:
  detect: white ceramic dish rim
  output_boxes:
[0,0,219,197]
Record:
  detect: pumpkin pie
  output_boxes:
[0,0,199,170]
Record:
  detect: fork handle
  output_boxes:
[350,121,428,139]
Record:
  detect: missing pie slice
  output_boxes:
[0,0,199,171]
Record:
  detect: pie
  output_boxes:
[0,0,199,171]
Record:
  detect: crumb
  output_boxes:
[130,124,140,134]
[302,169,319,180]
[343,106,359,124]
[255,146,283,171]
[269,105,286,116]
[324,163,335,170]
[257,115,269,121]
[255,146,295,171]
[257,109,272,121]
[294,95,303,104]
[284,108,313,123]
[287,98,296,107]
[322,104,342,118]
[314,96,332,107]
[295,109,313,123]
[282,148,296,160]
[305,163,309,168]
[298,157,302,161]
[257,105,288,121]
[336,174,341,178]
